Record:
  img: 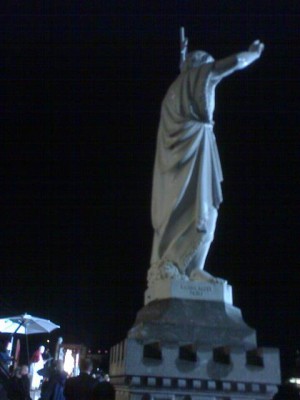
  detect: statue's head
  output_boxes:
[180,50,214,73]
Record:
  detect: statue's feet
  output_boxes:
[189,269,226,284]
[147,262,189,286]
[159,262,189,282]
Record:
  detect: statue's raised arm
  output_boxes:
[212,40,265,79]
[179,27,189,70]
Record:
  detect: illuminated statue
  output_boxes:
[148,29,264,287]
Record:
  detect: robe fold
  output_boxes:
[151,62,223,273]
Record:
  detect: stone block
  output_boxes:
[145,281,232,305]
[128,298,257,349]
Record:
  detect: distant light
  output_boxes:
[64,349,75,375]
[47,339,50,343]
[97,350,101,354]
[105,350,108,354]
[289,377,300,386]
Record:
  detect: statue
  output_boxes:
[148,28,264,287]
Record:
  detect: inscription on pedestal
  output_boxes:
[179,283,213,297]
[145,280,232,305]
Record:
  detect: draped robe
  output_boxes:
[150,62,223,276]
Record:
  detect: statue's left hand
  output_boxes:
[181,37,189,58]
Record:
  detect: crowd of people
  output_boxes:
[0,340,115,400]
[39,357,114,400]
[6,365,31,400]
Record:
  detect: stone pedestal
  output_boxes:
[109,282,281,400]
[128,298,257,350]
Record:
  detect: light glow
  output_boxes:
[64,349,75,375]
[289,377,300,386]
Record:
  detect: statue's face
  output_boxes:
[181,51,214,73]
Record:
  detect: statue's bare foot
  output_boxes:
[189,269,226,284]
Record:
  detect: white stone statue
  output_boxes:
[148,30,264,287]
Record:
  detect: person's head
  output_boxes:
[79,358,93,374]
[0,339,9,352]
[39,345,45,354]
[14,367,22,378]
[5,341,12,352]
[20,365,29,376]
[92,382,115,400]
[180,50,214,73]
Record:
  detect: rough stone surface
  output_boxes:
[128,299,257,349]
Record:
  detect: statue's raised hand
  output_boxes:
[233,40,265,70]
[248,40,265,57]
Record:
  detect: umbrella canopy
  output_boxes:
[0,313,60,334]
[0,319,21,333]
[0,314,60,364]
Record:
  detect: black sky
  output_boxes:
[1,1,299,375]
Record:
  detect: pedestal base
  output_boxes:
[110,283,281,400]
[110,338,280,400]
[129,298,256,349]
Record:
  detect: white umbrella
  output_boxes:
[0,313,60,362]
[0,319,20,333]
[0,313,60,335]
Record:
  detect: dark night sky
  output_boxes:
[1,1,299,375]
